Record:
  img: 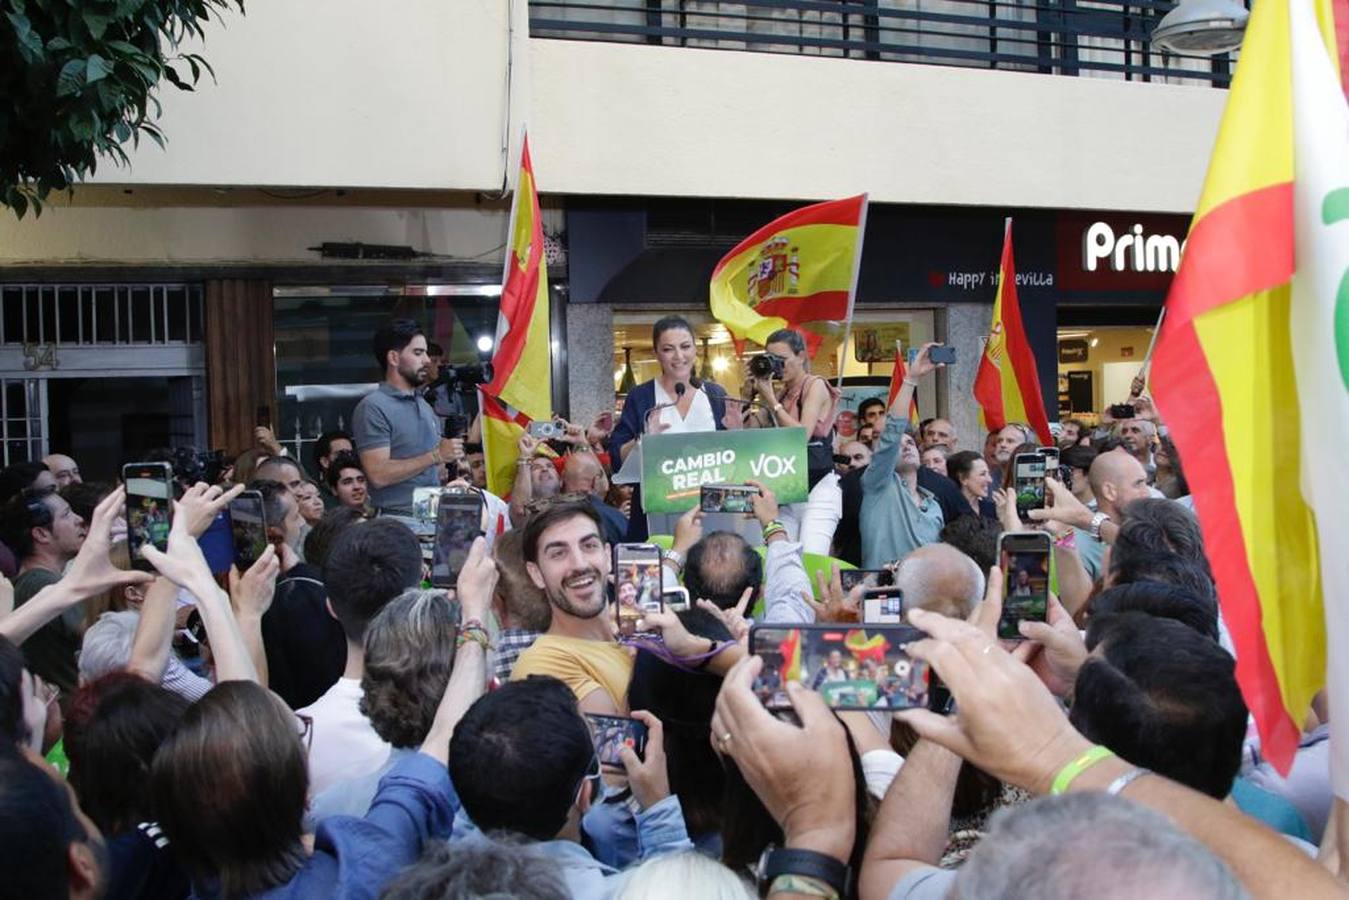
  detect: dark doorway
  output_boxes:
[47,377,199,482]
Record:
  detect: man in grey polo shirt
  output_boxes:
[352,318,461,515]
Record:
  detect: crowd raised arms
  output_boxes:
[0,319,1345,900]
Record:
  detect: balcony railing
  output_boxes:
[529,0,1233,87]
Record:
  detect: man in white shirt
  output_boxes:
[298,518,425,795]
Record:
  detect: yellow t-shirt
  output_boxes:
[510,634,633,711]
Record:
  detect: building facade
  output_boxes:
[0,0,1225,473]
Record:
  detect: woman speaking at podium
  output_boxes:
[609,315,740,540]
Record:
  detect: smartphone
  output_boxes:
[998,531,1052,639]
[412,486,441,522]
[749,623,932,711]
[1037,446,1060,469]
[255,404,272,428]
[124,462,174,569]
[431,489,484,588]
[613,543,663,637]
[527,420,563,440]
[228,490,268,571]
[662,586,691,612]
[584,714,649,769]
[928,345,957,365]
[862,587,905,625]
[700,483,760,515]
[1109,403,1137,419]
[839,569,894,592]
[1012,452,1047,523]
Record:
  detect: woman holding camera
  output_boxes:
[742,328,841,549]
[609,315,739,539]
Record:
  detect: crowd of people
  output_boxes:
[0,314,1343,899]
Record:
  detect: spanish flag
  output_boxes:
[709,195,868,349]
[972,220,1052,447]
[1152,0,1345,778]
[886,343,921,427]
[779,629,803,683]
[844,629,890,665]
[482,135,552,497]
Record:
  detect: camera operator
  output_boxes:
[352,319,463,516]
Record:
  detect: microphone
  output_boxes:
[645,381,687,434]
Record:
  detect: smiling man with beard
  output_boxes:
[510,502,632,715]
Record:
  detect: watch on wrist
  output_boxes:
[755,846,851,899]
[1088,511,1111,540]
[664,548,685,571]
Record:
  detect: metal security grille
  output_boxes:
[529,0,1233,87]
[0,284,204,347]
[0,379,46,466]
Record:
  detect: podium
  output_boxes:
[617,427,810,538]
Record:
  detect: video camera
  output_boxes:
[424,361,495,439]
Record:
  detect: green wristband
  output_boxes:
[1050,745,1115,795]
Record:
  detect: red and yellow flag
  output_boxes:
[482,135,552,497]
[779,629,803,683]
[709,195,868,349]
[972,220,1052,446]
[886,344,920,427]
[844,629,890,665]
[1151,0,1341,774]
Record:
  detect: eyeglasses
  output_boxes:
[32,675,58,710]
[572,752,602,804]
[295,713,314,751]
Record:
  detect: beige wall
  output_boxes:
[529,39,1223,213]
[69,2,1222,214]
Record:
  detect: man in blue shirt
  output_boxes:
[352,319,463,515]
[859,344,946,568]
[448,677,692,897]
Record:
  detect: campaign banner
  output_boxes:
[640,427,809,514]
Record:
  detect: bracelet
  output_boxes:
[761,520,786,541]
[456,618,493,652]
[1053,530,1077,550]
[431,448,444,465]
[768,875,839,899]
[1106,766,1151,796]
[1050,745,1115,795]
[663,548,685,572]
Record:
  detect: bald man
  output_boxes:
[894,543,986,619]
[561,451,628,543]
[1072,449,1152,581]
[42,454,81,488]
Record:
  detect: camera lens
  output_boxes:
[749,355,772,378]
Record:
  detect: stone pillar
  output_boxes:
[566,303,616,431]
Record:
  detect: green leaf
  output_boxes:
[162,65,192,91]
[83,10,111,39]
[10,192,29,221]
[7,12,45,62]
[86,54,114,84]
[112,120,132,142]
[105,40,143,56]
[55,58,86,97]
[46,36,74,52]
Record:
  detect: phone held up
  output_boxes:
[927,344,957,365]
[585,713,649,769]
[227,490,269,570]
[998,531,1051,640]
[431,488,484,589]
[749,623,933,712]
[700,483,760,515]
[123,462,174,570]
[613,543,663,637]
[1109,403,1137,420]
[1012,452,1047,523]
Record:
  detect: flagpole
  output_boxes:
[1138,306,1167,384]
[835,194,870,390]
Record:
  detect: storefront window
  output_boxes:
[272,286,499,465]
[1056,324,1158,421]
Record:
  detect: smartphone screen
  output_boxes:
[124,462,174,568]
[1038,446,1060,469]
[1013,454,1047,523]
[999,532,1051,639]
[255,404,272,428]
[228,491,268,571]
[839,569,894,592]
[862,588,905,624]
[412,487,441,523]
[584,714,648,769]
[700,484,759,515]
[431,490,484,588]
[749,624,931,711]
[613,543,663,637]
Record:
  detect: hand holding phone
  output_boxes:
[228,490,269,570]
[700,483,761,515]
[585,714,649,769]
[614,543,663,637]
[998,532,1051,639]
[928,345,957,365]
[749,624,933,711]
[124,462,175,570]
[1012,453,1047,523]
[431,489,484,588]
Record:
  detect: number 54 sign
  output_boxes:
[22,343,58,371]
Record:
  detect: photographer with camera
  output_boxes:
[352,319,463,516]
